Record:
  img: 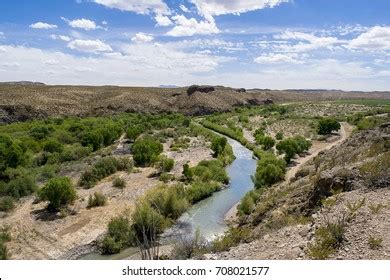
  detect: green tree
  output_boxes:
[29,125,53,140]
[276,138,299,163]
[132,137,163,166]
[157,155,175,172]
[256,135,275,150]
[317,118,341,135]
[39,177,77,211]
[0,136,24,175]
[253,152,286,188]
[211,137,227,158]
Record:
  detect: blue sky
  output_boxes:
[0,0,389,90]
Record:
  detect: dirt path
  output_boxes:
[285,122,353,182]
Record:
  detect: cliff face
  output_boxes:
[206,124,390,260]
[1,84,389,123]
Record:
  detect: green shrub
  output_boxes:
[87,192,107,208]
[186,181,221,204]
[276,136,311,163]
[238,190,260,216]
[212,228,251,252]
[255,135,275,150]
[79,157,132,188]
[29,125,53,140]
[159,172,174,183]
[211,137,227,158]
[39,177,77,211]
[276,132,284,140]
[0,135,25,174]
[308,216,347,259]
[0,196,15,212]
[317,118,341,135]
[157,156,174,172]
[192,160,228,184]
[132,137,163,166]
[126,125,144,142]
[0,242,9,260]
[81,130,104,151]
[43,140,64,153]
[112,177,126,189]
[182,164,193,181]
[253,152,286,188]
[101,216,135,254]
[0,175,37,199]
[368,236,383,250]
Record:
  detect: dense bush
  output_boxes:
[0,196,15,212]
[81,130,104,151]
[132,137,163,166]
[212,228,251,252]
[0,228,11,260]
[191,160,229,184]
[0,135,25,175]
[43,140,64,153]
[159,172,174,183]
[38,177,77,211]
[101,216,135,254]
[0,175,37,199]
[255,135,275,150]
[87,192,107,208]
[211,137,227,158]
[317,118,341,135]
[79,157,133,188]
[185,181,221,204]
[29,125,53,140]
[126,125,144,142]
[275,132,284,140]
[253,152,286,188]
[276,136,312,163]
[238,190,261,216]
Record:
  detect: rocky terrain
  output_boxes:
[206,123,390,260]
[1,83,389,123]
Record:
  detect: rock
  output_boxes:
[263,98,274,105]
[299,225,311,237]
[235,88,246,93]
[187,85,215,95]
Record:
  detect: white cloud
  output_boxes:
[190,0,288,20]
[2,62,20,68]
[29,22,58,29]
[92,0,170,15]
[50,34,71,42]
[166,15,219,37]
[67,39,113,53]
[180,4,190,13]
[348,26,390,51]
[102,20,108,25]
[155,14,173,26]
[131,32,154,43]
[0,46,7,53]
[274,31,340,52]
[64,18,98,30]
[254,53,298,64]
[44,59,60,65]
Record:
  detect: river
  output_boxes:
[78,137,257,259]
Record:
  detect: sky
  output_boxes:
[0,0,389,90]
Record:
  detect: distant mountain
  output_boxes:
[158,85,180,88]
[0,81,46,86]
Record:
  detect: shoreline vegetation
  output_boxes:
[0,99,389,260]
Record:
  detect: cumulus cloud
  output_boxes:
[348,26,390,51]
[254,53,299,64]
[131,32,154,43]
[92,0,170,15]
[155,14,173,26]
[166,15,219,37]
[67,39,113,53]
[63,18,99,30]
[190,0,288,20]
[29,22,58,29]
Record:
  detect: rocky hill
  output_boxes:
[0,84,389,123]
[206,123,390,260]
